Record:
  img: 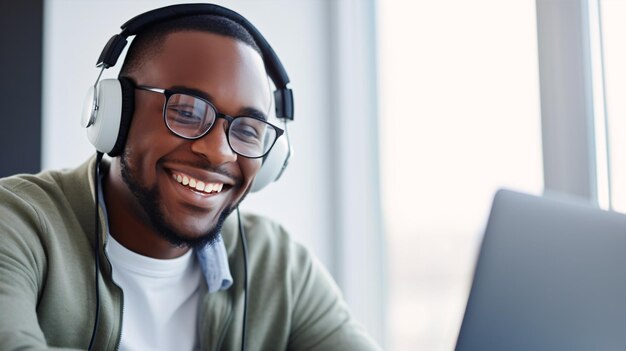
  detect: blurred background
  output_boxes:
[1,0,624,350]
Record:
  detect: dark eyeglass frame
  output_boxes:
[136,85,284,159]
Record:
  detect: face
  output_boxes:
[118,31,270,248]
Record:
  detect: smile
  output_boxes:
[171,172,225,194]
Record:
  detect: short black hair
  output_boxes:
[119,14,262,78]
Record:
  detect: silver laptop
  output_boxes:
[456,189,626,351]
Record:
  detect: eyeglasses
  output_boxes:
[136,85,284,159]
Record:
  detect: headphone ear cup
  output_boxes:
[84,79,123,154]
[108,77,135,157]
[251,136,290,193]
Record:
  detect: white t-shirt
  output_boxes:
[106,234,203,351]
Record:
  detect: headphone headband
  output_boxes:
[96,3,294,119]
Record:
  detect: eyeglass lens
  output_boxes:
[164,93,277,158]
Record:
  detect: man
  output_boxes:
[0,4,381,350]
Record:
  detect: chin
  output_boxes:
[156,205,233,249]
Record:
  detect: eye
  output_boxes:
[231,118,265,144]
[167,105,204,125]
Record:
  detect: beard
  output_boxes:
[119,151,234,249]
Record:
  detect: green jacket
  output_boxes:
[0,157,380,350]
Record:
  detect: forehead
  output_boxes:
[136,31,270,114]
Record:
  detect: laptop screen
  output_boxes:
[456,189,626,351]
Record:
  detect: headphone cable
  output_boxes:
[237,207,249,351]
[88,152,104,350]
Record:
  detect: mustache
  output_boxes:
[159,158,243,186]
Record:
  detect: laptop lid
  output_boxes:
[456,189,626,351]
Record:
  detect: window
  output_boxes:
[376,1,543,349]
[602,0,626,212]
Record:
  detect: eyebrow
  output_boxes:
[239,107,268,121]
[170,85,268,121]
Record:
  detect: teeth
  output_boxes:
[172,172,224,194]
[204,183,214,193]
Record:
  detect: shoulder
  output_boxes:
[0,158,96,253]
[0,170,65,232]
[220,212,382,349]
[222,211,310,267]
[221,211,324,299]
[238,212,293,247]
[222,211,334,307]
[0,158,94,213]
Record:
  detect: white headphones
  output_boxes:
[81,4,293,192]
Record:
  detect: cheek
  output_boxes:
[240,158,263,185]
[124,106,179,181]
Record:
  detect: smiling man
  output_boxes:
[105,28,268,259]
[0,4,380,351]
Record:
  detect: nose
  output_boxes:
[189,119,237,165]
